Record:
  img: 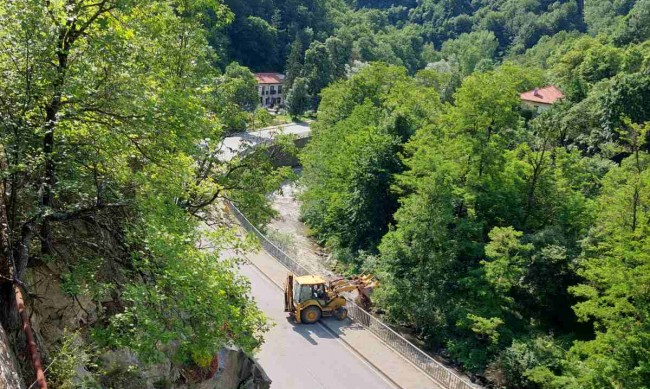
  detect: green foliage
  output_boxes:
[4,0,650,387]
[300,64,440,261]
[100,365,147,389]
[550,122,650,388]
[370,64,603,376]
[101,201,268,364]
[202,0,650,385]
[285,77,311,117]
[496,335,567,389]
[213,62,259,133]
[225,142,295,227]
[212,0,342,71]
[0,0,289,376]
[48,332,99,389]
[466,314,504,346]
[441,31,499,77]
[250,107,274,131]
[303,42,335,103]
[483,227,533,294]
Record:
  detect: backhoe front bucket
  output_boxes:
[284,274,294,312]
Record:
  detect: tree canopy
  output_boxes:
[0,0,289,378]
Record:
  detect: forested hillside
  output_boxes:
[209,1,649,112]
[2,0,649,388]
[293,1,650,388]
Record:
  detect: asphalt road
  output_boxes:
[218,122,311,162]
[239,263,396,389]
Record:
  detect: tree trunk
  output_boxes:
[0,146,19,331]
[576,0,585,30]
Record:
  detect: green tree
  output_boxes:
[303,41,334,105]
[286,77,310,117]
[613,0,650,44]
[214,62,260,133]
[0,0,282,372]
[375,65,579,371]
[284,30,311,88]
[441,31,499,77]
[227,15,281,71]
[301,63,440,263]
[533,121,650,388]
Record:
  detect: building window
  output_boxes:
[278,85,283,94]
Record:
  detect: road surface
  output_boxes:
[239,262,396,389]
[218,122,311,162]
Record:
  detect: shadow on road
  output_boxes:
[285,315,369,347]
[320,317,366,336]
[286,316,339,346]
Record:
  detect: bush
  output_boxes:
[487,335,566,389]
[48,332,100,389]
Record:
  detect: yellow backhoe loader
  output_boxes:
[283,273,378,324]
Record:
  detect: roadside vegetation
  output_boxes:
[2,1,649,388]
[0,1,288,386]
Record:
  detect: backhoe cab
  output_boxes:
[283,273,378,324]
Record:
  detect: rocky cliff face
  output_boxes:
[0,325,23,389]
[199,348,271,389]
[98,347,271,389]
[0,261,271,389]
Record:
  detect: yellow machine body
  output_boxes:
[283,273,378,324]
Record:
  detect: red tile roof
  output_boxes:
[255,73,285,84]
[520,85,564,105]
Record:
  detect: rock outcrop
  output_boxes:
[195,348,271,389]
[100,347,271,389]
[0,324,24,389]
[0,260,272,389]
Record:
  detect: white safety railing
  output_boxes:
[226,200,478,389]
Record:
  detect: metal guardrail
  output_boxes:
[226,200,478,389]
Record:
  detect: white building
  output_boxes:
[255,73,285,108]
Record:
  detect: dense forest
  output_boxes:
[292,1,650,388]
[1,0,649,388]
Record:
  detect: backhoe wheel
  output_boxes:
[335,307,348,321]
[300,306,322,324]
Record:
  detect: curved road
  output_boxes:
[240,263,396,389]
[218,122,311,162]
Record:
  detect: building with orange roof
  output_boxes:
[255,73,285,108]
[520,85,565,113]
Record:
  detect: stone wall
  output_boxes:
[270,136,311,167]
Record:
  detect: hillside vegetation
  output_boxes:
[290,1,650,388]
[1,1,649,388]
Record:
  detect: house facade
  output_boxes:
[255,73,285,108]
[520,85,565,113]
